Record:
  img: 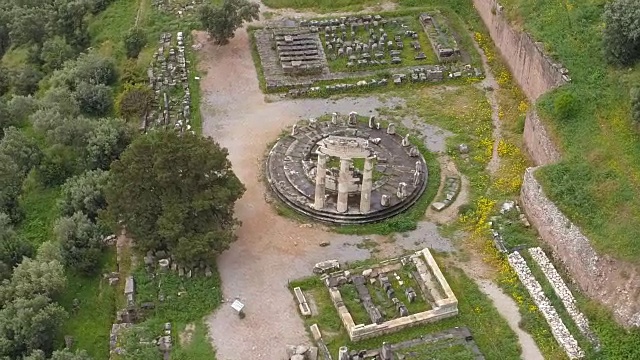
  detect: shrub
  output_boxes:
[553,91,577,121]
[54,212,103,274]
[12,65,43,96]
[632,87,640,125]
[116,84,154,121]
[75,82,113,117]
[123,28,147,59]
[37,144,78,187]
[602,0,640,66]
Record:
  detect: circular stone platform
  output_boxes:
[266,113,428,224]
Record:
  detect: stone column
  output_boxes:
[360,157,374,213]
[314,153,327,210]
[337,158,351,213]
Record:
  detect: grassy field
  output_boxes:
[119,267,222,358]
[486,0,640,263]
[56,250,118,360]
[261,0,383,12]
[290,262,521,359]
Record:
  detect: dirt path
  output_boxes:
[472,40,502,176]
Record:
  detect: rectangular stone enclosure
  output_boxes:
[325,248,458,341]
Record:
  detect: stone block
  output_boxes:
[309,324,322,341]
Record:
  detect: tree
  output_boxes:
[85,118,135,170]
[0,250,66,359]
[0,127,42,175]
[51,52,117,90]
[0,213,33,280]
[0,295,67,357]
[632,87,640,125]
[41,36,75,73]
[198,0,259,45]
[0,63,8,96]
[123,28,146,59]
[41,86,81,118]
[603,0,640,66]
[73,52,117,86]
[7,95,38,125]
[12,65,43,96]
[54,212,103,274]
[75,82,113,117]
[7,257,66,300]
[59,169,110,219]
[105,130,245,268]
[116,84,154,121]
[24,349,92,360]
[0,154,23,221]
[37,144,78,186]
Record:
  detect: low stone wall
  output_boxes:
[521,168,640,327]
[508,251,584,359]
[523,110,561,166]
[328,249,458,342]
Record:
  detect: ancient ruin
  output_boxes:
[266,113,428,224]
[254,13,481,90]
[336,327,484,359]
[322,248,458,341]
[273,28,327,75]
[144,32,194,133]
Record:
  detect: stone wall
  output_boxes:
[472,0,567,101]
[523,110,561,165]
[521,168,640,327]
[473,0,564,165]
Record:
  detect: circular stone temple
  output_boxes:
[266,112,428,224]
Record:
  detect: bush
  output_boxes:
[116,84,154,121]
[75,82,113,117]
[54,212,104,274]
[59,169,109,220]
[553,91,577,121]
[12,65,43,96]
[0,64,9,96]
[123,28,147,59]
[603,0,640,66]
[632,87,640,125]
[85,118,135,170]
[41,36,75,73]
[37,144,78,187]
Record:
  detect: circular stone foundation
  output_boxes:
[266,113,428,224]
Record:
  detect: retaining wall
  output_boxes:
[521,168,640,327]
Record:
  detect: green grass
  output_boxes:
[484,0,640,263]
[115,266,221,358]
[57,249,118,360]
[290,262,521,358]
[395,340,477,359]
[16,174,62,245]
[380,84,493,198]
[261,0,384,12]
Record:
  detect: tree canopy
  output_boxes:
[105,130,245,267]
[198,0,259,45]
[603,0,640,66]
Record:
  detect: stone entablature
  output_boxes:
[326,248,458,342]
